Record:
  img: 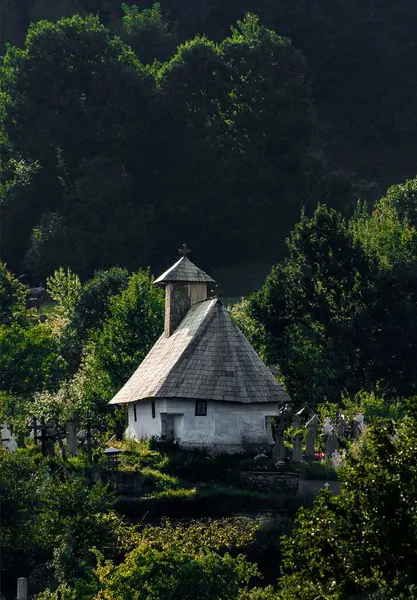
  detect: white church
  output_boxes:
[110,248,290,453]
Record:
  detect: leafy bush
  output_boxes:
[278,408,417,598]
[93,543,258,600]
[34,585,77,600]
[47,267,82,317]
[0,448,125,595]
[301,460,338,481]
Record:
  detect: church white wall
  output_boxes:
[125,398,280,451]
[125,400,160,439]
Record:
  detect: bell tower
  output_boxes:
[154,245,216,337]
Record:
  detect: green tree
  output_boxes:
[153,15,318,266]
[0,448,122,596]
[367,261,417,398]
[0,322,65,397]
[59,267,130,373]
[93,543,257,600]
[73,268,129,336]
[90,269,164,389]
[247,205,373,405]
[37,479,119,586]
[153,35,232,263]
[66,269,163,421]
[47,267,82,318]
[1,15,154,277]
[218,14,319,260]
[0,262,27,324]
[1,15,151,179]
[0,448,48,593]
[279,407,417,599]
[25,157,154,277]
[378,175,417,227]
[350,196,417,269]
[0,322,66,432]
[122,2,178,63]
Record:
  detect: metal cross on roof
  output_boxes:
[179,243,191,258]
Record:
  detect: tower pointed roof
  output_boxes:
[109,298,290,405]
[154,256,215,285]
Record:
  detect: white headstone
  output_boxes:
[354,413,365,433]
[1,423,18,452]
[17,577,28,600]
[323,417,333,436]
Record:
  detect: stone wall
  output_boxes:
[239,471,341,499]
[299,479,340,497]
[239,472,300,495]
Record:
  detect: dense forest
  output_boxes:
[3,0,417,186]
[2,1,417,285]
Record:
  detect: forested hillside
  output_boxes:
[4,0,417,185]
[2,1,417,284]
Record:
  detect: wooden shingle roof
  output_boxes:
[154,256,215,285]
[110,298,290,405]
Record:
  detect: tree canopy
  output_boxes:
[241,179,417,405]
[1,12,342,279]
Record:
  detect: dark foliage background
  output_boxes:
[2,1,414,284]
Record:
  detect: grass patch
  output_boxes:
[144,488,197,501]
[116,438,266,484]
[39,300,58,316]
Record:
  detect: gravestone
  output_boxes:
[325,429,339,456]
[1,423,17,452]
[305,415,319,458]
[323,417,333,436]
[336,413,347,438]
[354,413,365,433]
[272,435,286,462]
[17,577,27,600]
[292,435,303,462]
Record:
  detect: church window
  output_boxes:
[195,401,207,416]
[152,401,156,418]
[133,404,137,422]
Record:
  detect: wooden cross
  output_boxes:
[179,243,191,258]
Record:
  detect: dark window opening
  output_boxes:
[133,404,137,422]
[195,401,207,416]
[152,401,156,418]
